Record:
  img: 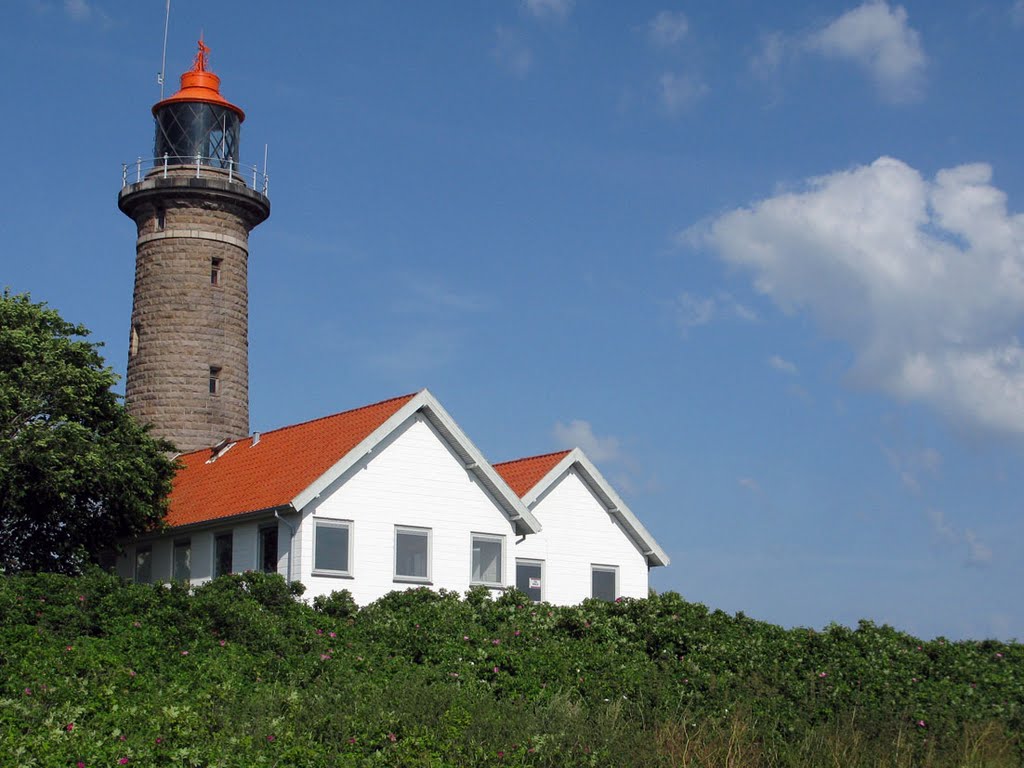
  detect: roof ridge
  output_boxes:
[494,449,572,468]
[174,391,421,458]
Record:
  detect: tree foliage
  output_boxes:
[0,290,176,574]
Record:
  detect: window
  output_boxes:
[209,366,221,395]
[211,257,222,286]
[172,540,191,581]
[214,532,233,577]
[129,325,139,358]
[156,207,165,231]
[516,559,544,602]
[313,519,352,576]
[259,526,278,574]
[395,527,430,582]
[471,534,504,587]
[591,565,618,601]
[135,546,152,584]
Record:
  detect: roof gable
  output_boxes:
[167,393,416,527]
[495,447,670,567]
[166,390,541,535]
[493,450,571,497]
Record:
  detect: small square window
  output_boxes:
[516,559,543,602]
[591,565,618,601]
[172,540,191,582]
[214,532,233,577]
[211,257,222,286]
[156,208,165,231]
[395,527,430,582]
[209,366,221,395]
[313,520,352,576]
[135,546,152,584]
[471,534,504,587]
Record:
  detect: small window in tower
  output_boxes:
[211,257,222,286]
[209,366,221,395]
[129,325,140,358]
[156,207,165,231]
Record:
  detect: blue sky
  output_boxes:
[3,0,1023,640]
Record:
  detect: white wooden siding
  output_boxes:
[513,467,649,603]
[297,413,516,605]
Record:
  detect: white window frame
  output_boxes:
[515,558,544,602]
[135,545,153,584]
[172,539,191,582]
[312,518,354,578]
[470,533,505,588]
[213,531,233,578]
[591,564,618,601]
[394,526,431,583]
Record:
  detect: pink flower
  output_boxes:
[497,750,505,759]
[180,650,188,656]
[77,763,85,768]
[118,759,130,765]
[329,631,336,638]
[119,735,127,741]
[267,735,275,742]
[996,652,1004,659]
[66,723,74,732]
[23,688,30,696]
[78,595,86,602]
[492,639,500,646]
[917,720,926,728]
[463,635,470,641]
[219,640,226,647]
[66,646,73,652]
[316,629,323,635]
[449,672,459,678]
[155,737,162,744]
[514,630,521,637]
[493,666,499,673]
[132,621,141,628]
[388,732,397,742]
[128,669,136,678]
[347,737,357,745]
[818,672,827,678]
[320,654,331,661]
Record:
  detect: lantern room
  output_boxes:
[152,38,244,169]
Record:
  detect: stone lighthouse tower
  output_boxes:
[119,40,270,453]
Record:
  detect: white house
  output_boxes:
[117,390,669,604]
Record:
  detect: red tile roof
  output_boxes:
[166,393,417,527]
[493,450,571,498]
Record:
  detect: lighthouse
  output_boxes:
[119,39,270,453]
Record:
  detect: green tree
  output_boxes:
[0,290,176,574]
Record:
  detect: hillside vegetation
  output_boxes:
[2,570,1020,767]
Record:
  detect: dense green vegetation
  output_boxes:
[2,570,1020,767]
[0,291,176,574]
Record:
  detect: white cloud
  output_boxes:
[769,355,799,375]
[493,27,533,78]
[648,10,690,47]
[738,476,762,493]
[690,156,1024,440]
[884,446,941,492]
[926,510,992,567]
[659,71,708,113]
[806,1,926,102]
[965,530,993,566]
[64,0,91,21]
[671,291,757,336]
[524,0,573,20]
[552,419,621,464]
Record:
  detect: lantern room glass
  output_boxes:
[154,102,240,168]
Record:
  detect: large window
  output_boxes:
[516,559,544,602]
[135,546,152,584]
[214,532,233,578]
[395,527,430,582]
[172,540,191,581]
[471,534,504,587]
[259,526,279,574]
[591,565,618,601]
[313,519,352,576]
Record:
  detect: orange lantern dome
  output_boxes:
[153,37,245,120]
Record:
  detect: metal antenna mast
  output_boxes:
[158,0,171,98]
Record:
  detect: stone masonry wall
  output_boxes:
[121,179,269,453]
